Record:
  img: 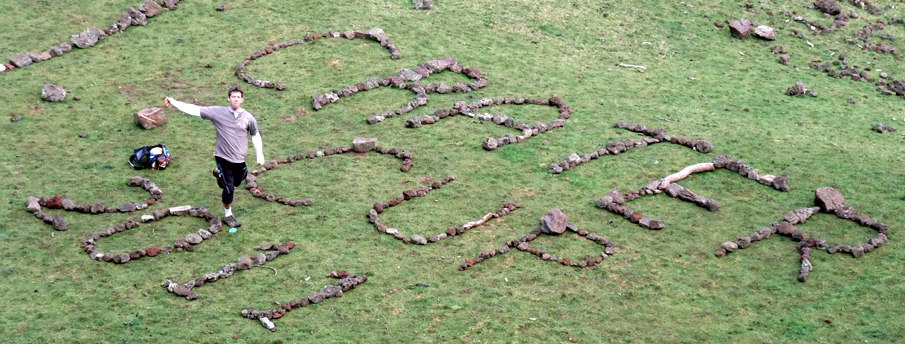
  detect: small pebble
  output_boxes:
[177,38,182,43]
[5,269,11,274]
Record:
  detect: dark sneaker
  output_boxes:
[224,215,242,228]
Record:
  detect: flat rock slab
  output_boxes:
[352,138,377,152]
[135,107,166,129]
[814,187,844,212]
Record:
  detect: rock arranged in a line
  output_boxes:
[716,187,888,282]
[550,121,712,174]
[235,28,400,90]
[241,272,368,332]
[595,155,791,230]
[309,57,488,124]
[162,242,296,300]
[844,20,898,55]
[81,205,223,264]
[24,176,163,231]
[247,138,413,205]
[3,0,171,73]
[368,177,522,244]
[460,209,615,270]
[404,96,573,151]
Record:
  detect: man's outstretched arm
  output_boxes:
[251,133,264,166]
[164,97,201,117]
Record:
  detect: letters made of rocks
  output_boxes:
[241,272,367,331]
[594,154,790,231]
[134,107,167,129]
[405,96,571,151]
[3,0,177,74]
[25,176,161,231]
[460,209,616,270]
[314,57,488,124]
[247,139,416,205]
[82,205,217,264]
[716,187,888,282]
[367,176,522,245]
[162,242,295,300]
[235,27,401,91]
[551,121,712,174]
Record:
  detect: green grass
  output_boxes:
[2,0,905,342]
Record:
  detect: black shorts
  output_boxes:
[215,156,247,204]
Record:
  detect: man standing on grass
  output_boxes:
[164,87,264,228]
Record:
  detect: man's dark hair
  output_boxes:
[228,87,243,98]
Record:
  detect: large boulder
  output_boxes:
[139,0,162,17]
[539,209,568,234]
[41,84,66,102]
[352,138,378,152]
[753,26,776,40]
[134,107,166,129]
[814,187,844,212]
[729,19,753,39]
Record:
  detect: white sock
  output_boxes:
[224,208,233,217]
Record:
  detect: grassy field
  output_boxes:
[1,0,904,342]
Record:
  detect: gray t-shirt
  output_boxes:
[199,106,259,163]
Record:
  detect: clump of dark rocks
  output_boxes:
[241,272,368,331]
[786,80,817,97]
[82,205,221,264]
[162,242,295,300]
[413,0,433,10]
[725,19,776,41]
[550,122,712,174]
[235,28,400,90]
[24,176,162,231]
[247,138,414,205]
[460,209,616,270]
[872,123,897,133]
[368,176,521,244]
[715,187,888,282]
[4,0,169,73]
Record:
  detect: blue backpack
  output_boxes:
[129,144,171,170]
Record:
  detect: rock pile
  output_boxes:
[162,242,295,300]
[3,0,171,74]
[785,80,817,97]
[81,205,220,264]
[235,28,400,90]
[368,176,522,244]
[550,121,712,174]
[308,57,488,124]
[716,187,888,282]
[405,96,572,151]
[594,155,791,230]
[460,209,616,270]
[247,138,414,205]
[241,272,368,331]
[24,176,162,231]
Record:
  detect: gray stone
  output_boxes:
[753,26,777,40]
[400,68,421,81]
[411,234,427,245]
[10,53,33,68]
[70,28,106,48]
[197,229,212,239]
[41,84,66,102]
[729,19,753,39]
[134,107,166,130]
[814,187,843,212]
[250,253,266,266]
[353,138,378,152]
[185,233,203,244]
